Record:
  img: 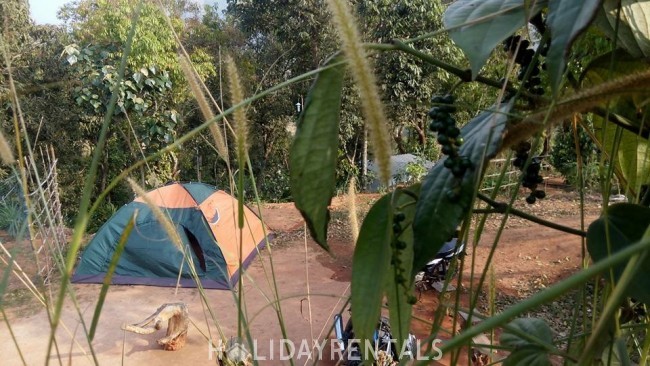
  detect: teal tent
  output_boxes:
[72,182,271,289]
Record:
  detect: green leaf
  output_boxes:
[124,80,137,91]
[594,0,650,58]
[545,0,602,93]
[352,194,393,356]
[601,336,633,366]
[67,54,78,65]
[289,58,344,251]
[413,101,512,273]
[133,72,143,85]
[587,203,650,304]
[501,317,554,348]
[582,51,650,193]
[501,318,553,366]
[444,0,546,77]
[503,346,552,366]
[593,114,650,193]
[581,50,650,123]
[384,185,419,356]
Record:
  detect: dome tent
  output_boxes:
[72,182,271,290]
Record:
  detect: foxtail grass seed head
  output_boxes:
[347,177,359,243]
[225,55,249,166]
[325,0,392,185]
[0,130,15,165]
[127,178,183,252]
[178,54,229,162]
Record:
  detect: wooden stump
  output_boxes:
[122,302,189,351]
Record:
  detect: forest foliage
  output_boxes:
[2,0,498,230]
[2,0,650,365]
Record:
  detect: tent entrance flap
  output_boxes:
[183,226,206,272]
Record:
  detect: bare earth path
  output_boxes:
[0,187,603,365]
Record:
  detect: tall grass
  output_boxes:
[1,1,649,366]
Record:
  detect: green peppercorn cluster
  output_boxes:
[512,141,546,204]
[391,211,417,305]
[428,94,472,201]
[503,35,545,97]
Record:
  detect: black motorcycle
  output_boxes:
[334,312,417,365]
[414,236,465,292]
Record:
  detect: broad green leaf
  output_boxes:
[587,203,650,304]
[290,58,345,250]
[133,72,143,85]
[581,50,650,121]
[594,0,650,58]
[352,194,393,356]
[582,51,650,193]
[413,101,512,273]
[601,337,633,366]
[503,346,552,366]
[444,0,547,77]
[592,114,650,194]
[546,0,602,93]
[383,185,419,357]
[501,317,554,348]
[501,318,553,366]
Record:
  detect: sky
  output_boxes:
[28,0,225,25]
[29,0,67,24]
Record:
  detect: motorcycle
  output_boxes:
[334,311,416,366]
[332,236,463,365]
[414,236,465,292]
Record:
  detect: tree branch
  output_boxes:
[476,193,587,237]
[386,40,543,102]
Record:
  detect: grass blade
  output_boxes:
[88,213,136,341]
[47,3,143,363]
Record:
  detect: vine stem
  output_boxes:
[476,193,587,237]
[386,40,541,101]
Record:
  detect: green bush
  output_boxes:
[0,178,27,238]
[550,122,598,188]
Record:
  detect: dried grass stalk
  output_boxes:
[225,55,249,166]
[325,0,392,184]
[179,54,229,163]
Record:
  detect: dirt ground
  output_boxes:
[0,184,603,365]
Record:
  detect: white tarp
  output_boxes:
[367,153,435,191]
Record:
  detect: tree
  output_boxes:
[225,0,342,199]
[45,0,216,226]
[357,0,454,155]
[0,0,33,124]
[0,0,31,49]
